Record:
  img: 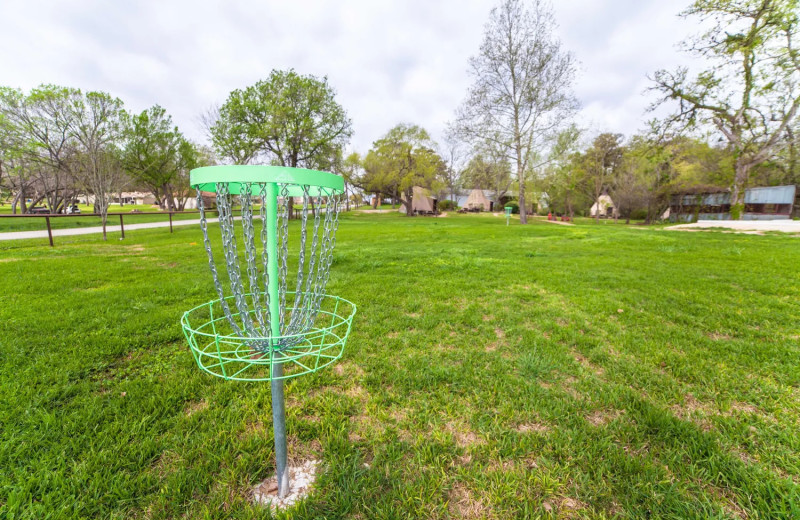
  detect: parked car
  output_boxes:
[28,207,51,214]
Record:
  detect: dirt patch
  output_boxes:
[448,482,490,519]
[387,331,400,339]
[494,328,505,339]
[406,312,420,318]
[184,400,208,417]
[445,421,486,448]
[542,497,588,516]
[585,409,623,427]
[152,450,181,477]
[516,422,549,434]
[670,394,715,431]
[334,361,365,378]
[726,401,759,415]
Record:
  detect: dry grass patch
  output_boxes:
[445,420,486,449]
[585,409,623,427]
[516,422,549,434]
[708,331,733,341]
[542,497,589,517]
[183,400,208,417]
[670,394,715,431]
[334,361,365,378]
[448,482,491,519]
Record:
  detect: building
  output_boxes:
[590,194,618,218]
[669,185,796,222]
[453,189,499,211]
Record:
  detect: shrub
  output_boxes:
[630,209,648,221]
[439,200,457,211]
[504,201,519,214]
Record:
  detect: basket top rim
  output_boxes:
[190,165,344,194]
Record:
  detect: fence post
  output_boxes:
[45,216,54,247]
[169,212,173,233]
[119,214,125,239]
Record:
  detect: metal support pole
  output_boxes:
[119,214,125,239]
[266,182,289,498]
[45,216,53,247]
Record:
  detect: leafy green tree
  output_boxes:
[652,0,800,218]
[583,133,625,222]
[121,105,195,211]
[363,124,444,216]
[211,70,352,170]
[338,152,363,211]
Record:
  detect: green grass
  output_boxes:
[1,212,799,519]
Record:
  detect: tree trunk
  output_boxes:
[517,153,527,224]
[730,161,749,220]
[402,187,413,216]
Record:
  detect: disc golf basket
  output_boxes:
[504,206,513,226]
[181,165,356,499]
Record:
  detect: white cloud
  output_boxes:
[0,0,701,153]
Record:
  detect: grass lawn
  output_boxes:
[1,212,799,519]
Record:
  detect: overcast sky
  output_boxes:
[0,0,698,153]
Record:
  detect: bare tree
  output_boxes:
[652,0,800,219]
[440,129,466,204]
[456,0,578,223]
[70,91,126,239]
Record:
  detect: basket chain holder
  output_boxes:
[182,165,357,499]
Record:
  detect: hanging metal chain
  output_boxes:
[197,188,244,337]
[198,181,343,351]
[240,183,267,336]
[259,183,271,336]
[285,185,310,336]
[311,190,340,319]
[217,183,258,337]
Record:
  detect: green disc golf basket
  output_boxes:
[181,165,356,499]
[504,206,513,225]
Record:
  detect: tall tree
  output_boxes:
[584,133,625,222]
[440,130,466,204]
[339,151,363,211]
[121,105,187,211]
[0,85,81,213]
[363,124,444,216]
[69,91,126,239]
[211,70,352,169]
[456,0,578,223]
[652,0,800,219]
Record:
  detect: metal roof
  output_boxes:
[744,185,796,204]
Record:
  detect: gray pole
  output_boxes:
[266,182,289,498]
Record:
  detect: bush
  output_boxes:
[630,209,648,221]
[438,200,457,211]
[503,201,519,214]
